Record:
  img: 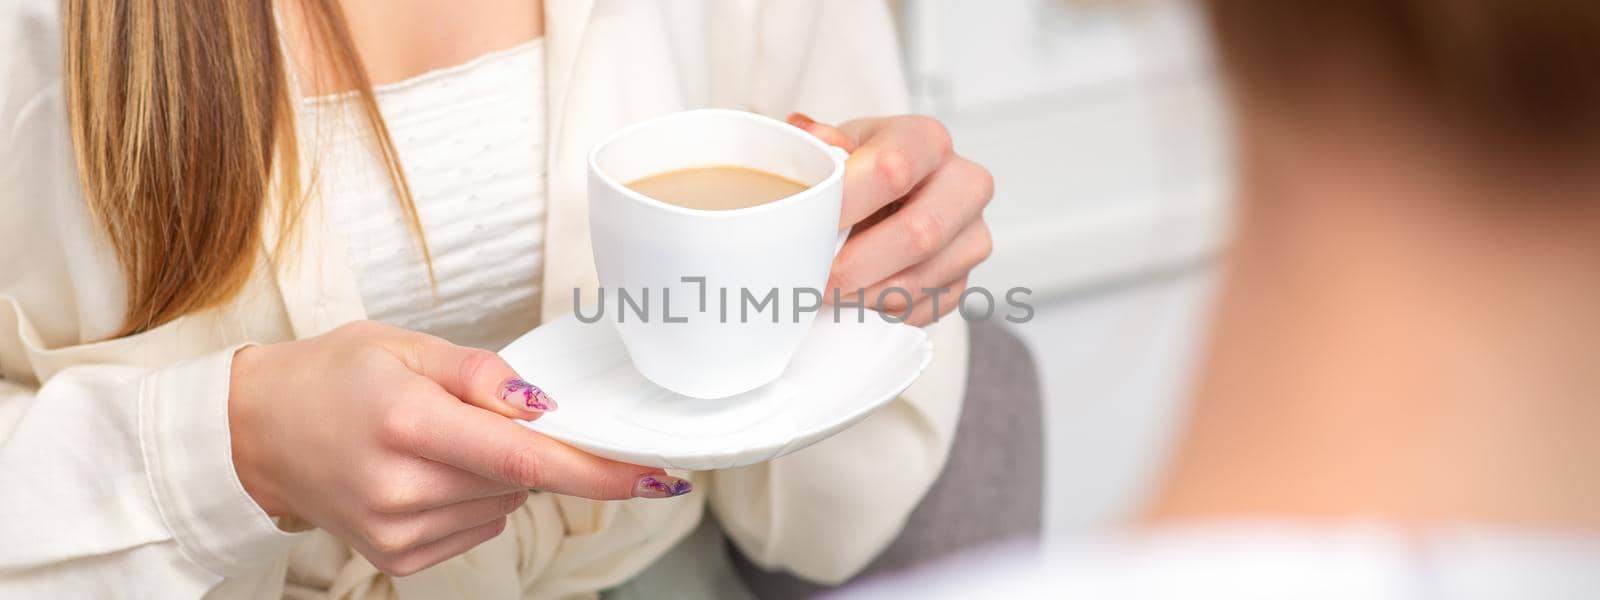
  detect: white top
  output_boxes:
[840,523,1600,599]
[306,40,547,350]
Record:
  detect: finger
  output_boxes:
[905,276,970,327]
[864,276,967,327]
[374,491,527,553]
[376,516,509,577]
[370,457,525,513]
[787,112,857,152]
[849,198,902,235]
[403,334,555,419]
[405,400,692,500]
[835,115,953,227]
[829,157,992,293]
[856,221,992,312]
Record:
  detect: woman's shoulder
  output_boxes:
[1,0,62,65]
[1,0,74,217]
[1,0,125,350]
[2,0,59,28]
[1,0,63,121]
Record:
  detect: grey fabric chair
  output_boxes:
[607,321,1043,599]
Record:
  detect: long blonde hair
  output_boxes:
[63,0,429,337]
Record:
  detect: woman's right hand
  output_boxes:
[226,320,692,576]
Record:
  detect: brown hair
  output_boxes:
[1203,0,1600,155]
[63,0,430,337]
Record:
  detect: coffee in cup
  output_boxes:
[625,165,809,211]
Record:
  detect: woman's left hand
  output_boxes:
[788,113,994,326]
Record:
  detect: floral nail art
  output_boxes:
[634,475,693,499]
[500,378,556,412]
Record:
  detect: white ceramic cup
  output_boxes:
[588,109,849,399]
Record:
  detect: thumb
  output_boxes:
[787,112,858,152]
[405,333,556,420]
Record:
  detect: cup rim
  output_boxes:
[587,108,849,219]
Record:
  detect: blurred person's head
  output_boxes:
[1204,0,1600,170]
[1148,1,1600,529]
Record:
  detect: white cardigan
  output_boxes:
[0,1,969,598]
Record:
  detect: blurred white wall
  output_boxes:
[896,0,1232,534]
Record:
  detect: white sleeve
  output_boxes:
[0,321,301,597]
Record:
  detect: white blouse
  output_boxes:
[307,40,548,351]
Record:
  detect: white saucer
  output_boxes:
[498,312,933,470]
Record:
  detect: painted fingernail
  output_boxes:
[499,378,556,412]
[786,112,817,130]
[634,475,693,499]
